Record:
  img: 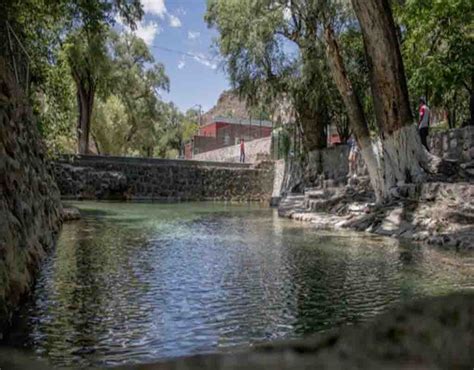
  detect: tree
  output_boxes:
[65,31,112,154]
[208,0,457,202]
[206,0,335,152]
[206,0,387,198]
[396,0,474,127]
[3,0,144,154]
[107,31,169,155]
[89,31,169,157]
[34,52,77,154]
[350,0,436,195]
[322,20,385,199]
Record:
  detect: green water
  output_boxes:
[2,201,473,368]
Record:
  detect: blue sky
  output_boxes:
[120,0,230,113]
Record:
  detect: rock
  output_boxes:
[61,207,81,222]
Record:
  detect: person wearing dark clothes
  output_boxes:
[239,138,245,163]
[418,97,431,151]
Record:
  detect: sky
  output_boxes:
[118,0,230,113]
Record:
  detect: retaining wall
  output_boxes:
[429,126,474,162]
[0,59,62,332]
[53,155,274,202]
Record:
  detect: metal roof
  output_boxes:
[210,116,273,128]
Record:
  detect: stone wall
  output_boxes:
[0,59,62,332]
[278,145,366,194]
[53,155,274,202]
[278,127,473,196]
[429,126,474,163]
[193,136,271,163]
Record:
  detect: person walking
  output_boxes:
[239,138,245,163]
[347,135,359,177]
[418,97,431,151]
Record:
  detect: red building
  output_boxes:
[185,117,273,159]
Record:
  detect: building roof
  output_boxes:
[205,116,273,128]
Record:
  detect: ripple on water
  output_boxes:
[4,201,473,368]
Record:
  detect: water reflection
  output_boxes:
[5,201,473,367]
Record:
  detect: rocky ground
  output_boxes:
[116,293,473,369]
[278,176,474,251]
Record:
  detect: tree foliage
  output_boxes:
[206,0,344,150]
[396,0,474,126]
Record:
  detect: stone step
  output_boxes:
[460,161,474,170]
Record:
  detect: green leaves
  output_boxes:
[397,0,473,124]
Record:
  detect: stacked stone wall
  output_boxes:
[428,126,474,162]
[53,155,274,202]
[0,59,62,332]
[279,127,473,195]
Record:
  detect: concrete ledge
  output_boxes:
[57,154,253,169]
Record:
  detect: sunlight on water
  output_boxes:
[2,201,473,368]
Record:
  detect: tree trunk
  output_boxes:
[351,0,430,195]
[469,89,474,126]
[74,77,95,155]
[323,25,385,202]
[299,111,327,152]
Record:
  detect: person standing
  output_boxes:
[347,135,359,177]
[239,138,245,163]
[418,97,431,151]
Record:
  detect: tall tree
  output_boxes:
[3,0,144,154]
[208,0,456,202]
[322,23,384,199]
[108,31,169,154]
[91,31,169,157]
[396,0,474,127]
[65,31,112,154]
[351,0,433,196]
[206,0,334,153]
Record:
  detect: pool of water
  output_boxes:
[3,201,473,367]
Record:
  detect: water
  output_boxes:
[3,201,473,368]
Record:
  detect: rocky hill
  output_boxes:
[202,90,295,125]
[201,90,251,125]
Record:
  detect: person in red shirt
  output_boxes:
[418,97,431,151]
[239,138,245,163]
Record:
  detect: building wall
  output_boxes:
[198,122,220,137]
[193,136,272,163]
[193,120,273,156]
[53,155,274,202]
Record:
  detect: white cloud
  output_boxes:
[187,31,200,40]
[139,1,182,30]
[168,14,182,28]
[176,6,186,16]
[134,21,160,45]
[192,52,217,70]
[142,0,167,18]
[177,58,186,69]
